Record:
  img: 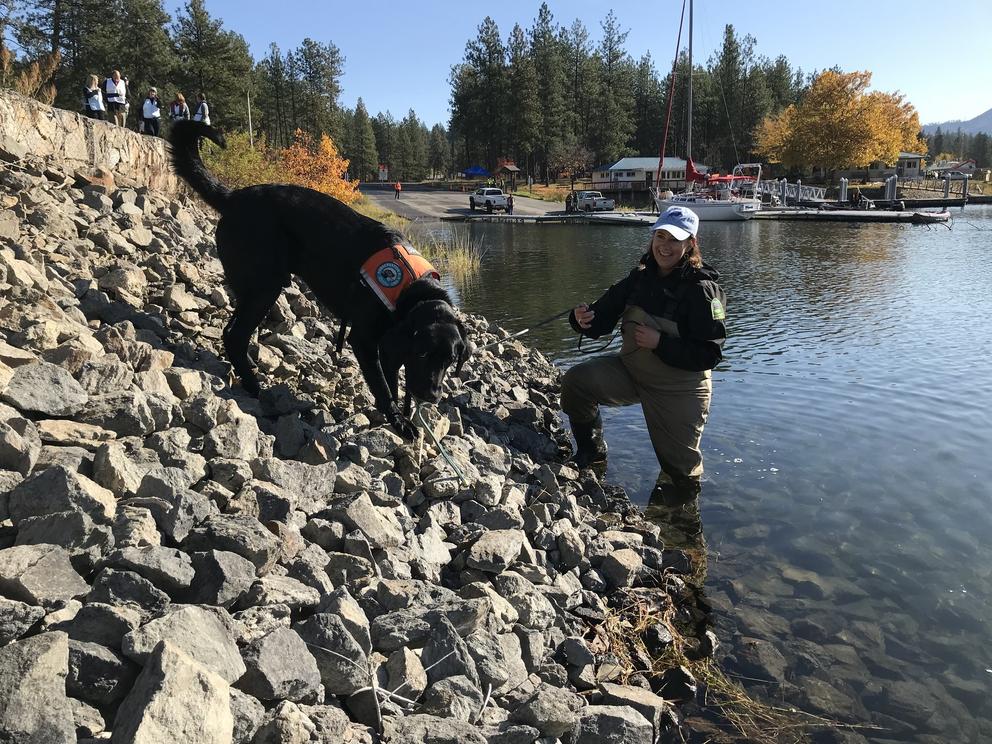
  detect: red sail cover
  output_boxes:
[686,158,708,183]
[360,245,440,312]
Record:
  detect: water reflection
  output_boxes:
[446,206,992,741]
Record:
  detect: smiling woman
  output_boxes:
[560,206,727,494]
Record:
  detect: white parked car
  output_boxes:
[575,190,615,212]
[469,188,508,212]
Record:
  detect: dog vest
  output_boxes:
[359,244,440,312]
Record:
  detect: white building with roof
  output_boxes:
[592,156,708,193]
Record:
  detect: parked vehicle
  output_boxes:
[574,191,615,212]
[469,188,508,212]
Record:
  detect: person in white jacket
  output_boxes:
[193,92,210,125]
[142,87,162,136]
[82,74,105,120]
[103,70,127,126]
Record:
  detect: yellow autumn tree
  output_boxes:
[280,129,359,204]
[755,70,926,173]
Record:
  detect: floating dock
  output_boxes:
[444,208,952,226]
[754,208,951,224]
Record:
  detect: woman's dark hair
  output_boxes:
[639,234,702,271]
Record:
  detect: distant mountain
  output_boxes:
[923,107,992,136]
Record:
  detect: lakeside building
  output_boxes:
[835,151,928,181]
[591,156,710,194]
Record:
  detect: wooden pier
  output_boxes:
[444,208,952,226]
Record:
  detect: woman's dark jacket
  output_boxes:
[569,260,727,372]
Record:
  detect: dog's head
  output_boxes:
[380,298,468,404]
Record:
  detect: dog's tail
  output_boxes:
[168,121,231,213]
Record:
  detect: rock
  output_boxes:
[101,546,195,594]
[70,697,106,738]
[250,700,315,744]
[467,529,524,573]
[0,631,75,744]
[79,391,156,436]
[323,491,404,549]
[509,685,585,737]
[36,419,117,449]
[381,713,487,744]
[0,415,40,475]
[64,601,142,649]
[334,462,373,494]
[600,548,642,588]
[419,674,484,722]
[733,636,788,683]
[316,586,372,654]
[385,646,428,701]
[572,704,654,744]
[122,604,246,682]
[0,544,89,607]
[420,616,480,687]
[112,641,234,744]
[182,514,281,574]
[87,568,171,619]
[1,361,88,416]
[242,574,321,611]
[230,687,266,744]
[599,682,677,740]
[113,505,161,548]
[0,596,45,644]
[189,549,258,608]
[238,627,322,703]
[67,638,138,707]
[8,464,115,524]
[465,628,511,689]
[293,612,368,696]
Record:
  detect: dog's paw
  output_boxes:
[389,413,418,441]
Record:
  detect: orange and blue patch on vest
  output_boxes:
[359,244,440,312]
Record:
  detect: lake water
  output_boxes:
[443,206,992,742]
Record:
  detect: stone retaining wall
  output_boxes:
[0,89,178,194]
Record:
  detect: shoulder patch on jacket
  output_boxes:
[710,297,726,321]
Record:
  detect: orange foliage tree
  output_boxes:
[755,70,927,175]
[280,129,359,204]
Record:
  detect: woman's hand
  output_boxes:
[633,324,661,350]
[574,303,595,329]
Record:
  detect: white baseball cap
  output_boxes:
[652,206,699,240]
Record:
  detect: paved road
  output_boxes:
[359,184,564,219]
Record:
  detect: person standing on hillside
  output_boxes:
[394,181,402,200]
[141,87,162,136]
[82,74,105,120]
[561,205,727,495]
[193,92,210,125]
[103,70,127,126]
[169,92,190,124]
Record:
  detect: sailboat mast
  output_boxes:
[687,0,693,163]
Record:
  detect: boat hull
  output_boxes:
[655,196,760,221]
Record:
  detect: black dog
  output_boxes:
[169,121,467,438]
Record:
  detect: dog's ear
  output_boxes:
[454,318,470,377]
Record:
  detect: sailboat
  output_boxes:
[653,0,762,221]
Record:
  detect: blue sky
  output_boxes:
[173,0,990,129]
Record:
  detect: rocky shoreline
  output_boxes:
[0,147,713,743]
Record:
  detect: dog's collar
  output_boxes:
[360,244,440,312]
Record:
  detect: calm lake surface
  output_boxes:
[444,206,992,741]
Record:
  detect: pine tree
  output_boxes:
[428,123,450,179]
[347,98,378,181]
[631,53,664,157]
[172,0,253,129]
[256,43,293,147]
[528,4,567,182]
[505,23,539,174]
[589,10,634,164]
[292,37,344,141]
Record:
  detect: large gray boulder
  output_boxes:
[1,361,88,416]
[122,605,245,683]
[572,705,654,744]
[292,613,367,696]
[111,641,234,744]
[238,627,322,703]
[0,544,89,608]
[0,631,75,744]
